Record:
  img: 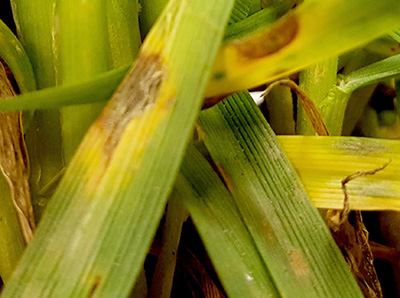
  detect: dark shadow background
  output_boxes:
[0,0,16,33]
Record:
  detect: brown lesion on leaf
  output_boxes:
[0,60,35,243]
[93,53,166,163]
[231,14,299,60]
[87,275,102,298]
[288,249,310,280]
[261,220,279,246]
[214,164,234,193]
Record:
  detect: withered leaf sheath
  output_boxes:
[0,61,34,243]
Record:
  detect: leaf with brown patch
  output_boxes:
[87,275,101,298]
[231,15,299,60]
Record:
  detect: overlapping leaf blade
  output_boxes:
[198,92,363,297]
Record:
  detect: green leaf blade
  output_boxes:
[179,145,279,298]
[198,92,363,297]
[0,20,36,93]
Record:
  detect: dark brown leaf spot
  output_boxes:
[232,15,299,60]
[87,276,101,298]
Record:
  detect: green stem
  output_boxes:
[55,0,109,162]
[264,84,296,134]
[297,58,338,135]
[318,87,351,136]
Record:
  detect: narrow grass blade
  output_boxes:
[206,0,400,97]
[0,66,128,111]
[1,0,234,297]
[198,92,363,297]
[279,135,400,211]
[0,20,36,93]
[340,54,400,92]
[178,145,279,298]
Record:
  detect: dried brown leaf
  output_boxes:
[0,62,34,243]
[327,163,390,298]
[261,79,329,136]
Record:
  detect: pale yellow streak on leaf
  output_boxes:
[278,136,400,211]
